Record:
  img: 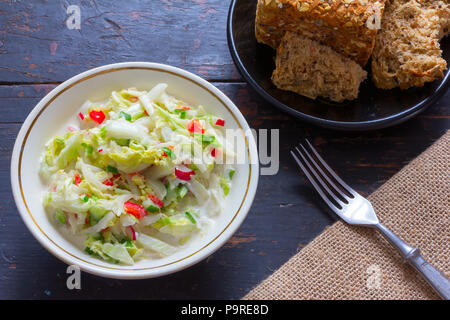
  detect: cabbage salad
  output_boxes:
[40,83,235,265]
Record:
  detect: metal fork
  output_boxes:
[291,139,450,300]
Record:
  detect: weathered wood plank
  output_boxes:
[0,0,240,83]
[0,83,449,123]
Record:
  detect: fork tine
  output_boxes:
[304,139,357,197]
[290,149,342,213]
[298,143,351,202]
[293,146,346,209]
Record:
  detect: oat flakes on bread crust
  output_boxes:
[371,0,450,90]
[272,32,367,103]
[255,0,386,66]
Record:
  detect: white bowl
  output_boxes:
[10,62,259,279]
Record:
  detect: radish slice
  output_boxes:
[128,226,136,241]
[175,167,195,181]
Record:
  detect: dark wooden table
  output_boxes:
[0,0,448,300]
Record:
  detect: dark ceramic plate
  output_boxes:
[227,0,449,130]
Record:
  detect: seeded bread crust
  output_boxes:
[371,0,450,90]
[255,0,385,66]
[272,32,368,102]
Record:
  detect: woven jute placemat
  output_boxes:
[244,131,449,300]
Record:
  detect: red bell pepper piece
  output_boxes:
[175,167,195,181]
[147,194,164,208]
[187,119,205,134]
[112,173,121,180]
[89,109,106,124]
[74,173,82,185]
[211,148,216,158]
[215,119,225,126]
[124,201,147,219]
[102,179,114,186]
[78,112,85,120]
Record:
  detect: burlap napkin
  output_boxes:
[244,131,449,300]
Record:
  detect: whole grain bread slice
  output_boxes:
[255,0,386,66]
[372,0,450,89]
[272,32,367,103]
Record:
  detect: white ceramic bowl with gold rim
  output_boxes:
[10,62,259,279]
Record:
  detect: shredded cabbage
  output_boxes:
[40,84,234,265]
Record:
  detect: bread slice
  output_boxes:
[272,32,367,102]
[372,0,450,89]
[255,0,386,66]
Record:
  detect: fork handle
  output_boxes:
[375,223,450,300]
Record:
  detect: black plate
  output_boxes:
[227,0,449,130]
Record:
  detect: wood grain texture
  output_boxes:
[0,0,239,83]
[0,0,448,300]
